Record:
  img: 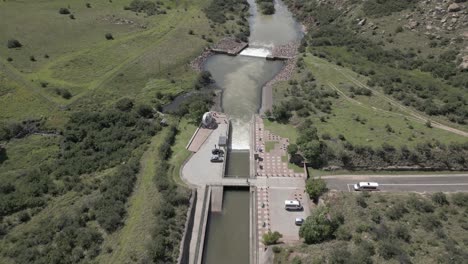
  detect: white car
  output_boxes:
[295,218,304,226]
[354,182,379,191]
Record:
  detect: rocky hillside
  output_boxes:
[300,0,468,69]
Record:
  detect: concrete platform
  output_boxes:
[211,186,223,212]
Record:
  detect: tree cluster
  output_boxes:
[299,205,343,244]
[124,0,166,16]
[257,0,275,15]
[148,125,190,263]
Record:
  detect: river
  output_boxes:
[202,0,302,263]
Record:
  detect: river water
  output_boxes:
[202,1,302,263]
[204,0,302,150]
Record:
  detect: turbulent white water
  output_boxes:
[239,47,271,58]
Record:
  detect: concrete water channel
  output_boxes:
[180,1,304,263]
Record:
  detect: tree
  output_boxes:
[287,144,298,156]
[7,39,22,49]
[299,206,340,244]
[306,177,327,203]
[262,230,282,245]
[271,104,291,123]
[301,140,326,168]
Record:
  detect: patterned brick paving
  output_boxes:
[256,187,271,249]
[254,116,305,178]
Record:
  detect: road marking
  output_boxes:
[346,183,468,192]
[322,174,468,179]
[379,183,468,186]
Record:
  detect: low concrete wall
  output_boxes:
[178,189,197,264]
[250,187,258,264]
[194,186,211,264]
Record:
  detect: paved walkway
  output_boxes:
[254,116,304,178]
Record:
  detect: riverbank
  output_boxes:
[260,42,299,115]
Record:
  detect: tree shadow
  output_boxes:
[0,147,7,164]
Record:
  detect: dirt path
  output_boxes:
[335,67,468,138]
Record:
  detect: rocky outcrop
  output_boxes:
[448,3,461,12]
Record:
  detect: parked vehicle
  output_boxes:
[284,200,303,211]
[295,218,304,226]
[212,148,224,155]
[354,182,379,191]
[210,154,224,162]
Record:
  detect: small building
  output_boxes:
[218,136,228,148]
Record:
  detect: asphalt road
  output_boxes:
[322,174,468,193]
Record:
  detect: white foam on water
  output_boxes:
[239,47,271,58]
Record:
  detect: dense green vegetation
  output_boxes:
[256,0,275,15]
[148,125,190,263]
[0,106,158,263]
[0,0,244,262]
[362,0,417,17]
[269,0,468,171]
[275,192,468,263]
[204,0,250,41]
[284,0,467,125]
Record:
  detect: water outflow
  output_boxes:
[204,56,283,149]
[239,47,271,58]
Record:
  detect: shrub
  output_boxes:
[69,14,75,19]
[54,88,72,99]
[59,8,71,14]
[451,193,468,207]
[335,225,352,241]
[370,210,381,224]
[386,202,407,220]
[356,194,368,208]
[420,214,441,231]
[86,3,91,8]
[7,39,22,49]
[105,33,114,40]
[29,55,36,62]
[7,57,13,62]
[18,211,31,222]
[272,246,282,253]
[137,104,153,118]
[393,225,410,242]
[407,195,434,213]
[115,98,134,112]
[262,231,282,245]
[379,239,405,260]
[61,89,72,99]
[432,192,449,206]
[306,177,327,203]
[328,246,351,263]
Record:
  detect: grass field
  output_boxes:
[169,118,198,186]
[265,141,277,152]
[264,119,298,144]
[0,0,237,262]
[273,54,468,149]
[1,0,218,114]
[274,191,468,263]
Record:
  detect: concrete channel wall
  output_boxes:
[178,189,197,264]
